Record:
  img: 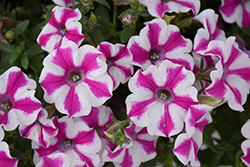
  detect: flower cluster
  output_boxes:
[1,0,250,166]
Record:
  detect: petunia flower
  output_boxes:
[102,122,157,167]
[127,18,193,71]
[173,104,212,166]
[0,67,42,131]
[76,106,116,166]
[204,37,250,111]
[39,41,113,117]
[126,60,198,137]
[241,120,250,166]
[138,0,200,18]
[97,42,133,90]
[33,116,102,167]
[0,142,18,166]
[37,6,85,53]
[19,108,58,148]
[52,0,79,6]
[219,0,250,27]
[36,153,70,167]
[193,9,226,54]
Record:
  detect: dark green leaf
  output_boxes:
[10,9,16,20]
[24,44,43,56]
[21,55,29,70]
[91,28,104,44]
[9,51,21,64]
[94,0,110,9]
[0,42,15,53]
[203,131,219,153]
[120,26,135,43]
[95,5,110,24]
[228,129,243,143]
[29,57,43,75]
[14,20,30,35]
[241,27,250,36]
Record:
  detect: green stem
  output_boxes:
[72,0,75,9]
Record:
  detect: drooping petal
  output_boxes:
[0,142,18,167]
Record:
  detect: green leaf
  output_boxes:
[24,44,43,56]
[10,8,16,20]
[0,42,15,53]
[241,27,250,36]
[176,17,193,28]
[203,131,219,153]
[120,26,135,43]
[94,0,110,9]
[29,57,43,75]
[228,129,243,143]
[91,28,104,45]
[21,55,29,70]
[9,51,21,64]
[14,20,30,35]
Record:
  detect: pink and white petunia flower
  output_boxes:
[126,60,199,137]
[241,119,250,166]
[36,153,70,167]
[138,0,200,18]
[33,116,102,167]
[173,104,212,166]
[76,106,116,167]
[37,6,85,53]
[102,122,157,167]
[97,42,133,90]
[193,9,226,54]
[39,41,113,117]
[204,37,250,111]
[52,0,79,6]
[0,142,18,166]
[0,67,42,131]
[127,18,193,71]
[219,0,250,27]
[19,108,58,148]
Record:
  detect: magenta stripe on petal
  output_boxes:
[173,138,192,157]
[81,53,102,74]
[136,138,156,155]
[13,97,42,114]
[84,79,111,98]
[0,151,18,166]
[0,113,9,126]
[128,98,155,118]
[119,149,133,167]
[40,73,66,95]
[196,119,210,132]
[38,32,58,48]
[53,47,75,70]
[38,127,47,147]
[98,43,112,59]
[73,129,95,145]
[42,156,64,167]
[43,125,58,136]
[205,79,227,98]
[147,23,161,46]
[130,43,150,65]
[194,38,209,53]
[6,71,28,96]
[173,0,197,14]
[64,87,81,117]
[74,149,95,167]
[19,122,36,137]
[226,44,241,67]
[242,148,250,165]
[229,67,250,82]
[174,96,198,111]
[219,0,239,17]
[60,8,79,24]
[136,70,158,91]
[241,5,250,27]
[228,85,242,105]
[156,2,170,17]
[158,106,175,137]
[113,64,133,78]
[107,148,123,159]
[65,28,85,44]
[162,31,187,53]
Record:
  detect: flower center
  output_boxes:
[68,70,82,84]
[149,48,162,62]
[106,58,115,68]
[0,96,13,112]
[59,139,74,152]
[155,89,172,104]
[58,25,66,36]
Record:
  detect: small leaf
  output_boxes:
[0,42,15,53]
[14,20,30,35]
[24,44,43,56]
[9,51,21,64]
[21,55,29,70]
[95,0,110,9]
[10,9,16,20]
[176,17,193,28]
[120,26,135,43]
[91,28,104,45]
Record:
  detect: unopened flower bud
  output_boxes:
[163,14,175,24]
[122,14,133,24]
[104,123,121,139]
[198,95,225,107]
[89,12,97,25]
[5,31,14,40]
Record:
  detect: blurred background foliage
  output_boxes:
[0,0,250,166]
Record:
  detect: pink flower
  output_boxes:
[204,37,250,111]
[138,0,200,18]
[97,42,133,90]
[219,0,250,27]
[37,6,85,52]
[39,41,113,117]
[52,0,79,6]
[33,116,102,167]
[126,60,198,137]
[102,122,157,167]
[127,18,193,71]
[0,142,18,166]
[19,109,58,148]
[193,9,226,54]
[36,153,70,167]
[0,67,42,131]
[241,120,250,166]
